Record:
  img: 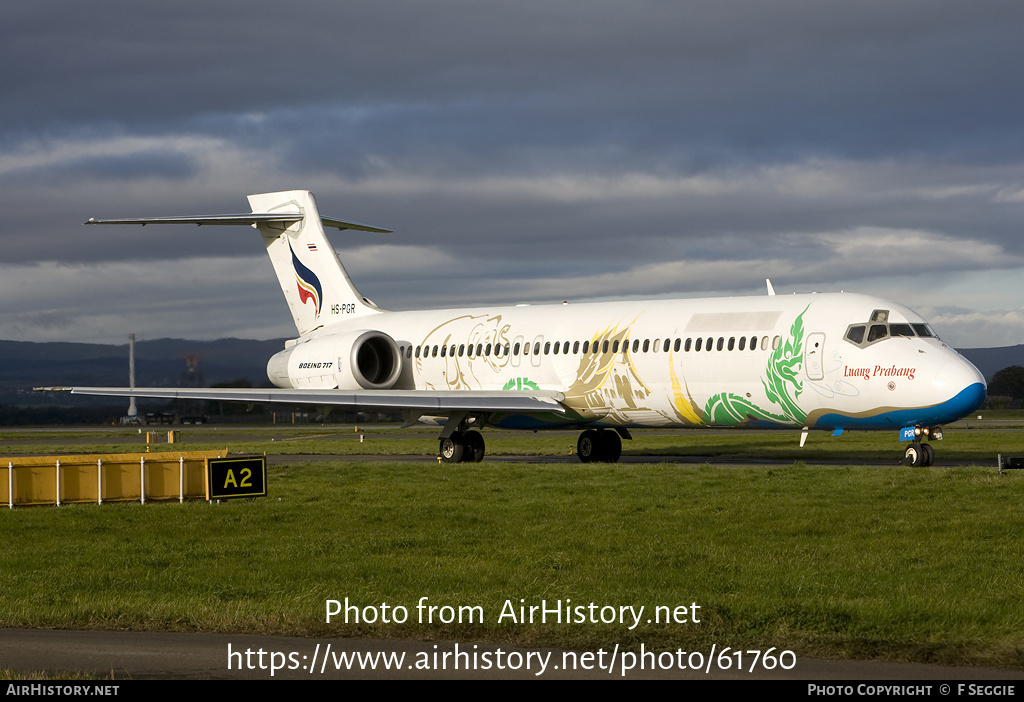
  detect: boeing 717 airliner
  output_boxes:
[68,190,986,465]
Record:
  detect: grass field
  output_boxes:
[1,421,1023,669]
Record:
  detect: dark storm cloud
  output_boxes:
[3,1,1024,345]
[7,0,1024,161]
[2,148,198,186]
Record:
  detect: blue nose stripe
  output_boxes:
[813,382,987,430]
[944,381,987,421]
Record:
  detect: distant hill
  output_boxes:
[0,337,286,408]
[958,345,1024,381]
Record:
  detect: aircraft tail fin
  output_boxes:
[85,189,391,337]
[247,190,387,335]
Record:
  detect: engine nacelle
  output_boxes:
[267,330,403,390]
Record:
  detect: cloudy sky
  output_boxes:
[3,1,1024,348]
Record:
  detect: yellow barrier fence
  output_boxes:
[0,451,229,507]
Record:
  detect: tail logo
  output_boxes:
[289,242,323,318]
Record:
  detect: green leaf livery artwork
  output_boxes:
[703,306,810,426]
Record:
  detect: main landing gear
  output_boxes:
[439,429,485,463]
[576,429,623,463]
[438,425,628,464]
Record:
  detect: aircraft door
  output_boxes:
[511,335,524,368]
[804,332,825,381]
[530,335,544,368]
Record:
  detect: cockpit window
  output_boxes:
[867,324,889,342]
[844,314,940,348]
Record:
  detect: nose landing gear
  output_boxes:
[902,441,935,467]
[901,426,941,466]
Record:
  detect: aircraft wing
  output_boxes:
[51,386,566,415]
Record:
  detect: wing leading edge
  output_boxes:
[60,386,566,415]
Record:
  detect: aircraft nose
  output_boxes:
[933,355,986,420]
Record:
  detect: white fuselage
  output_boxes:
[269,291,986,433]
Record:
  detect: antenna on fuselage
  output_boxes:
[766,279,776,296]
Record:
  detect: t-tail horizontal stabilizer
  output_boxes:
[85,190,391,336]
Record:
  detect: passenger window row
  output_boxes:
[401,334,782,359]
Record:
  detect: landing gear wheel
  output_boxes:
[577,430,600,463]
[921,442,935,467]
[597,431,622,463]
[463,430,486,463]
[440,431,464,463]
[577,430,622,463]
[903,442,923,467]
